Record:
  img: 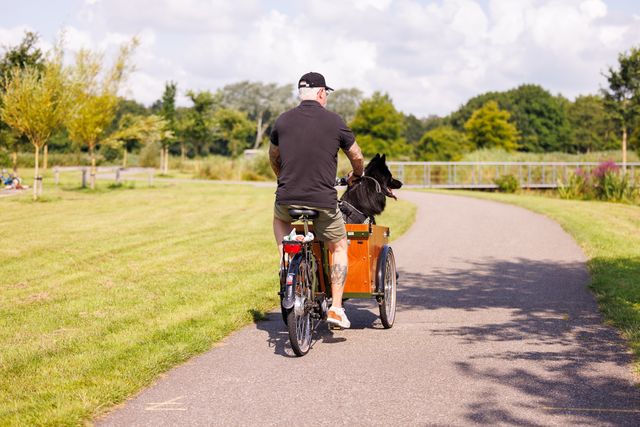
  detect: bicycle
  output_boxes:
[279,208,397,357]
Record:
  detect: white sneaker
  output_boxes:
[327,307,351,329]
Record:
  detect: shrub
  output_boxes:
[244,153,275,181]
[494,174,519,193]
[558,172,589,200]
[139,142,160,168]
[195,156,237,180]
[558,161,637,203]
[0,149,10,168]
[593,162,636,202]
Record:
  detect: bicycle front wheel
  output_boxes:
[286,254,315,356]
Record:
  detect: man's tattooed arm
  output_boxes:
[331,264,348,288]
[269,143,281,177]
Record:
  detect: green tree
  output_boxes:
[566,95,617,153]
[602,45,640,170]
[219,81,294,149]
[104,114,172,164]
[446,84,571,152]
[174,106,193,162]
[327,88,362,123]
[185,90,219,156]
[158,81,177,173]
[211,108,254,157]
[350,91,410,158]
[464,101,519,151]
[416,126,473,161]
[0,45,70,200]
[65,39,138,189]
[0,31,46,171]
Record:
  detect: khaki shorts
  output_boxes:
[274,203,346,242]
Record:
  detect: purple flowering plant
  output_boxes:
[592,160,619,179]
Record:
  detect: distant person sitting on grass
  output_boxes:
[2,172,27,190]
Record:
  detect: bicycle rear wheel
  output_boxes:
[286,253,315,356]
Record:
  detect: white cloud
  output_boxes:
[580,0,607,19]
[3,0,638,116]
[0,25,36,47]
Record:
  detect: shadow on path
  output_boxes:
[395,257,640,425]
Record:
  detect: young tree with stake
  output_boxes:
[0,46,69,200]
[66,39,137,189]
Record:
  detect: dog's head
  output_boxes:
[364,153,403,199]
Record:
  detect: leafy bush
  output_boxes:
[196,157,237,180]
[139,142,160,168]
[243,153,275,181]
[16,151,103,167]
[592,161,636,202]
[558,161,637,203]
[557,171,592,200]
[0,150,10,168]
[493,174,519,193]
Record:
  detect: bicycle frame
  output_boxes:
[280,218,331,318]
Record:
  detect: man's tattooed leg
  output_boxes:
[331,263,348,288]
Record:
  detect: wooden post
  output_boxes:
[82,168,87,188]
[518,164,523,187]
[622,127,627,175]
[43,144,48,172]
[115,168,121,185]
[54,167,59,185]
[33,146,40,201]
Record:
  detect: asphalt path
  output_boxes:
[98,191,640,426]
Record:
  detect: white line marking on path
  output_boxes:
[144,396,187,411]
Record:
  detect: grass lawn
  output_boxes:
[0,178,416,425]
[438,189,640,372]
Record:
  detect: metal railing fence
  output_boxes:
[387,161,640,189]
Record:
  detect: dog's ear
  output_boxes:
[381,154,386,163]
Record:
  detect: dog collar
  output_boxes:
[359,175,382,194]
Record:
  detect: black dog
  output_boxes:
[339,153,403,224]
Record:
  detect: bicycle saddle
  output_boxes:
[288,209,319,220]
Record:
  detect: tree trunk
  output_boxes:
[160,147,165,174]
[90,145,96,190]
[622,126,628,174]
[180,143,185,165]
[253,115,263,149]
[11,151,17,172]
[43,144,48,172]
[33,145,40,201]
[164,147,169,174]
[122,148,128,168]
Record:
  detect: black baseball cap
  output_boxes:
[298,72,334,91]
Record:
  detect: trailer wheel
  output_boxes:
[376,246,397,329]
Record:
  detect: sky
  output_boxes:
[1,0,639,117]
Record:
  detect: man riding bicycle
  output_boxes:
[269,72,364,329]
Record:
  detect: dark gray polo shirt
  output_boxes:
[270,100,355,209]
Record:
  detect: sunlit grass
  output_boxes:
[0,181,415,425]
